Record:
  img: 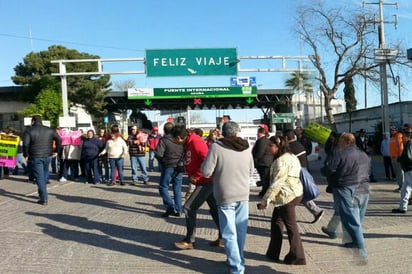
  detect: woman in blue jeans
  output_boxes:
[99,132,128,186]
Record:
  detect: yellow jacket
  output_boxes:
[262,152,303,207]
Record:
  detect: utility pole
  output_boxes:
[363,0,398,133]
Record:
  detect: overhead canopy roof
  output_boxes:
[104,88,294,112]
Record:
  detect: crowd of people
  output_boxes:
[3,115,412,274]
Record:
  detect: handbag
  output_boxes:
[300,167,321,203]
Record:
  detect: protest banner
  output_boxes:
[0,133,19,168]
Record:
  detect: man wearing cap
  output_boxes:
[392,127,412,213]
[147,126,161,172]
[252,124,273,198]
[389,126,404,192]
[355,129,369,154]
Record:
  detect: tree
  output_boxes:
[285,71,313,95]
[343,77,357,132]
[18,88,62,128]
[113,79,135,91]
[12,45,111,117]
[295,2,378,131]
[344,77,357,113]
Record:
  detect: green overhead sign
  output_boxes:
[145,48,238,77]
[272,113,295,124]
[128,86,256,99]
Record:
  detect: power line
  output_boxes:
[0,33,144,53]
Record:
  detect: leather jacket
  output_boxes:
[23,124,61,158]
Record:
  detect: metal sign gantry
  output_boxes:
[51,55,312,117]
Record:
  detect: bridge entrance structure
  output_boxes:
[51,49,313,130]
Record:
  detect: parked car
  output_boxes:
[307,142,321,162]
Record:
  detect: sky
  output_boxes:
[1,0,411,123]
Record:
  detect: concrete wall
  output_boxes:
[334,101,411,134]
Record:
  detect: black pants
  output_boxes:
[266,195,306,265]
[383,156,395,179]
[183,183,221,243]
[256,165,270,196]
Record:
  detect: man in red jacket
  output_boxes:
[147,126,161,172]
[171,126,223,250]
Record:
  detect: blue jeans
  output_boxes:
[130,156,149,182]
[333,185,366,250]
[98,156,110,182]
[109,158,124,184]
[13,153,27,175]
[148,150,158,171]
[50,156,57,173]
[158,166,183,213]
[218,201,249,274]
[84,158,100,184]
[399,170,412,210]
[31,157,50,202]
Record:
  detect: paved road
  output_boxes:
[0,156,410,273]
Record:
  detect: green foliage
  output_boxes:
[285,71,313,93]
[12,45,111,117]
[18,88,62,128]
[344,77,357,112]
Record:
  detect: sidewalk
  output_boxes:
[0,157,410,274]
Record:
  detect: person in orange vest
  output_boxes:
[389,126,404,192]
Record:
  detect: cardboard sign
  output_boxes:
[0,134,19,167]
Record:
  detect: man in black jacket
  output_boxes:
[252,125,273,198]
[23,115,61,205]
[154,122,184,217]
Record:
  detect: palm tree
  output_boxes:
[285,71,313,95]
[285,71,314,124]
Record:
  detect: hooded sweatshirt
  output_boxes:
[201,136,254,205]
[184,133,212,184]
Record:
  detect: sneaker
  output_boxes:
[120,182,126,186]
[171,212,181,217]
[107,182,116,186]
[59,177,67,183]
[37,200,48,206]
[174,241,194,250]
[321,227,337,239]
[311,210,324,224]
[130,181,138,186]
[392,208,406,214]
[209,238,224,247]
[161,209,174,218]
[343,242,357,248]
